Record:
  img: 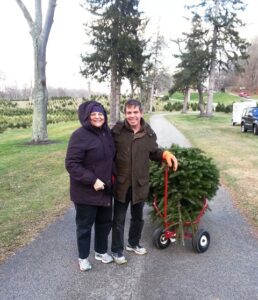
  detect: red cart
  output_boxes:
[152,166,210,253]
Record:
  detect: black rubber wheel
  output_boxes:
[241,123,247,133]
[152,227,171,249]
[192,229,210,253]
[253,124,258,135]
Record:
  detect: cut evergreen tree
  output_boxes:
[148,144,220,242]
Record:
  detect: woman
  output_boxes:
[65,100,115,271]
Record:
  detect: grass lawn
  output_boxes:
[170,91,240,104]
[0,121,80,263]
[165,112,258,233]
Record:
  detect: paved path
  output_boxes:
[1,114,258,300]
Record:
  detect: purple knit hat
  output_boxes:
[90,105,105,114]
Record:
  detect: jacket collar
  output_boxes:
[112,118,155,136]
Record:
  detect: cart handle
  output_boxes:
[153,165,209,228]
[184,198,208,225]
[163,166,169,226]
[153,195,164,218]
[152,165,170,224]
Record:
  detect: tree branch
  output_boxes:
[35,0,42,30]
[15,0,34,30]
[41,0,57,51]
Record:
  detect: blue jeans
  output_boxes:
[74,203,112,259]
[111,187,144,254]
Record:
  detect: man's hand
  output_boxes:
[162,151,178,171]
[93,178,105,191]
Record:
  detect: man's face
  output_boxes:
[124,105,143,129]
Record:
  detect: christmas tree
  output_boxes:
[148,145,220,246]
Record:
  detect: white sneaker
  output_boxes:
[78,258,92,271]
[95,252,113,264]
[126,244,147,255]
[111,252,127,265]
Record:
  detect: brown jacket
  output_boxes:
[112,118,163,204]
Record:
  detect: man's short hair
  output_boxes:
[124,99,143,112]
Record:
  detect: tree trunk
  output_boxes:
[15,0,57,143]
[143,71,151,112]
[130,79,134,98]
[207,66,216,116]
[206,0,219,117]
[149,80,155,113]
[197,85,205,115]
[142,84,151,112]
[31,42,48,143]
[182,87,190,113]
[110,65,117,127]
[87,81,91,99]
[115,77,121,121]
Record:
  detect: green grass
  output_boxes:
[165,112,258,229]
[212,92,240,104]
[169,91,241,104]
[0,121,80,262]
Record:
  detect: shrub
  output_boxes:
[224,104,233,113]
[215,102,233,113]
[162,95,170,101]
[172,101,183,111]
[163,102,173,112]
[191,103,198,111]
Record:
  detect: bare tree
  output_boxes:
[4,86,21,99]
[148,29,165,113]
[0,70,6,94]
[244,37,258,91]
[187,0,249,117]
[15,0,57,143]
[206,0,220,116]
[221,36,258,92]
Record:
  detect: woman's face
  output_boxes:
[90,112,105,128]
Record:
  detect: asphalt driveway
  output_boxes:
[1,114,258,300]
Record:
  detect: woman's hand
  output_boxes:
[93,178,105,191]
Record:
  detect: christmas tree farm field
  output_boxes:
[165,112,258,230]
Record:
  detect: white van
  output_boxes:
[232,100,257,125]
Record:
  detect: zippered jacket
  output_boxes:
[112,118,163,204]
[65,101,115,206]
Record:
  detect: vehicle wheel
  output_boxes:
[232,122,236,126]
[253,124,258,135]
[192,229,210,253]
[152,227,171,249]
[241,123,247,133]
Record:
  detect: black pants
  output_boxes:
[111,187,144,254]
[74,203,112,259]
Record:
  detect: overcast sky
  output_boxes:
[0,0,257,92]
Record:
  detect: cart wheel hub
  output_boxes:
[160,235,167,244]
[200,235,208,246]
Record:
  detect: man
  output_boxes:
[111,99,178,264]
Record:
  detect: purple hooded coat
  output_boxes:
[65,101,115,206]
